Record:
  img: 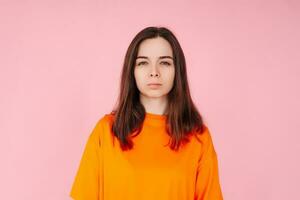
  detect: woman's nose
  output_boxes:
[150,73,159,77]
[149,64,160,77]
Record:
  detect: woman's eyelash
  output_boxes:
[137,61,171,66]
[137,61,147,66]
[161,61,171,65]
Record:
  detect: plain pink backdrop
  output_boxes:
[1,0,299,199]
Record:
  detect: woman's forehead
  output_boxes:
[137,37,173,57]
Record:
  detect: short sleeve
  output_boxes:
[69,120,102,200]
[194,127,223,200]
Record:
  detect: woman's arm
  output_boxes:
[69,121,102,200]
[194,127,224,200]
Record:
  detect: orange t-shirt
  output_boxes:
[69,112,223,200]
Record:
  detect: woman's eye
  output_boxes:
[137,61,147,66]
[161,61,171,66]
[137,61,171,66]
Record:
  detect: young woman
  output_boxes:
[70,26,223,200]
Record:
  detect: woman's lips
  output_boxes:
[148,83,162,89]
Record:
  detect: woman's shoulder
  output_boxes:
[88,113,115,143]
[191,122,208,136]
[94,112,115,127]
[190,123,214,146]
[190,123,219,159]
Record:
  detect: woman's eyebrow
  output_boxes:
[136,56,174,60]
[159,56,173,60]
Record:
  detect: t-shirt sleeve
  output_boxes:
[194,126,224,200]
[69,120,102,200]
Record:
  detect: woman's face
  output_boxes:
[134,37,175,99]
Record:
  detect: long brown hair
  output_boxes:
[110,26,205,151]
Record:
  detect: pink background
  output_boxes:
[1,0,299,199]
